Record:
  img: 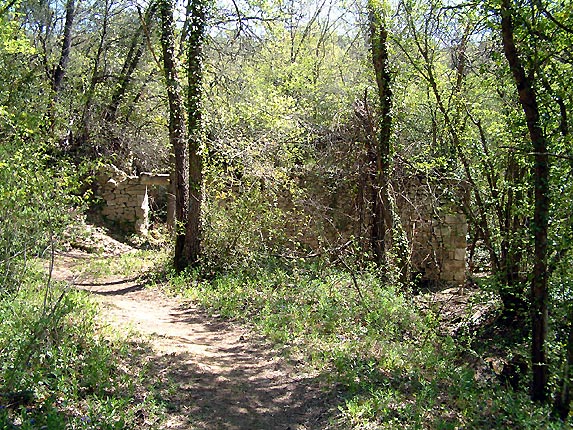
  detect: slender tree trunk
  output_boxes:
[184,0,207,266]
[52,0,76,93]
[159,0,190,271]
[500,0,550,402]
[104,3,157,123]
[554,315,573,419]
[49,0,76,134]
[368,1,393,267]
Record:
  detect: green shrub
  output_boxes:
[169,260,569,429]
[0,268,161,429]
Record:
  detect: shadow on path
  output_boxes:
[53,251,342,430]
[143,305,341,430]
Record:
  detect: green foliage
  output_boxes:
[0,268,162,429]
[0,131,82,292]
[165,260,563,428]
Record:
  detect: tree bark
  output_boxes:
[104,3,157,123]
[500,0,550,402]
[52,0,76,93]
[184,0,207,266]
[159,0,190,271]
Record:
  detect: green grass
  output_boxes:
[164,259,568,429]
[0,263,164,429]
[70,249,169,282]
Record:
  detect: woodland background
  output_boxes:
[1,0,573,427]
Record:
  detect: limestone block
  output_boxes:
[443,260,464,272]
[140,172,170,186]
[454,236,467,248]
[454,248,466,261]
[136,192,148,206]
[101,207,114,216]
[444,214,460,224]
[125,183,147,192]
[124,215,137,223]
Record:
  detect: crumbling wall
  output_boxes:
[95,165,467,285]
[396,176,468,285]
[96,166,170,234]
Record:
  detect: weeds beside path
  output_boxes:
[51,248,339,430]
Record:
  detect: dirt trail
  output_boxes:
[51,248,338,430]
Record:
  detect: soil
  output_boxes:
[49,232,340,430]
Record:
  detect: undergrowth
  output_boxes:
[73,249,167,282]
[0,264,163,429]
[165,260,565,429]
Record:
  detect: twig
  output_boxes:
[334,246,369,311]
[499,146,573,161]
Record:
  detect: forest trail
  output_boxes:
[50,244,337,430]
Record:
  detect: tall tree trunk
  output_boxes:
[159,0,190,271]
[104,3,157,123]
[368,1,393,267]
[500,0,550,402]
[184,0,207,266]
[49,0,76,134]
[52,0,76,93]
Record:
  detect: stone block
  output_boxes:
[101,207,114,216]
[443,260,464,272]
[454,248,466,261]
[444,214,459,224]
[454,236,467,248]
[136,193,148,206]
[140,172,170,186]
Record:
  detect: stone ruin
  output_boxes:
[95,166,468,286]
[95,165,170,235]
[396,176,469,285]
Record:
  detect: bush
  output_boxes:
[0,267,160,428]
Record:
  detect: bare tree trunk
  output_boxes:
[104,3,157,123]
[159,0,190,271]
[52,0,76,93]
[184,0,207,266]
[500,0,550,402]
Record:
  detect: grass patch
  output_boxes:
[164,259,566,429]
[0,263,164,429]
[69,249,169,282]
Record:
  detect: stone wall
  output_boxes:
[96,166,170,234]
[396,176,468,285]
[95,165,467,285]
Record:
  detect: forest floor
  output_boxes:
[50,228,339,430]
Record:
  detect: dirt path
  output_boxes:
[51,249,338,430]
